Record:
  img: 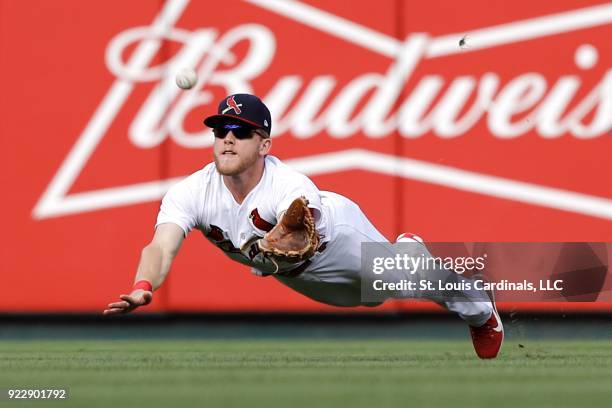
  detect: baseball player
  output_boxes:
[104,93,503,359]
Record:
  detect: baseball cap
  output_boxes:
[203,93,272,135]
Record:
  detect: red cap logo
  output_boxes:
[222,95,242,114]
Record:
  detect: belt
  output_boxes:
[267,242,328,278]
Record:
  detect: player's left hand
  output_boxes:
[258,196,320,272]
[103,289,152,315]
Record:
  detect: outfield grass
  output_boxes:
[1,339,611,408]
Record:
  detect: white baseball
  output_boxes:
[175,68,198,90]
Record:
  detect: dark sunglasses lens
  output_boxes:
[214,124,253,139]
[232,126,253,139]
[213,127,229,138]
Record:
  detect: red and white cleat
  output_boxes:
[395,232,424,243]
[469,306,504,359]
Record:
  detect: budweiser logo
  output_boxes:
[33,0,612,220]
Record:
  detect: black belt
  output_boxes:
[267,242,327,278]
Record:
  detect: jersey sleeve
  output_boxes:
[155,177,200,236]
[274,172,323,222]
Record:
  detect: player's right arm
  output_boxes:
[103,223,185,315]
[104,169,204,315]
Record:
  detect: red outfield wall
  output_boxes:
[1,0,611,313]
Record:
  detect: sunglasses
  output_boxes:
[213,123,256,140]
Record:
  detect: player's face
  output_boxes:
[213,125,270,176]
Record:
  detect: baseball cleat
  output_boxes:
[395,232,424,243]
[469,303,504,359]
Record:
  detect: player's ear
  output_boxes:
[259,134,271,156]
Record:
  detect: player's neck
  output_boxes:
[222,160,265,204]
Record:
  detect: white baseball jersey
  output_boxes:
[157,155,331,273]
[155,155,386,305]
[156,155,493,322]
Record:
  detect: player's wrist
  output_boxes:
[132,279,153,292]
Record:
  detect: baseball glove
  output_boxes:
[258,196,320,273]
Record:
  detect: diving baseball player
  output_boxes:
[104,93,503,359]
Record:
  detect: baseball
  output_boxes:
[175,68,198,90]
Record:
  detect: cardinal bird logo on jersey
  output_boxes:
[222,96,243,114]
[249,208,274,232]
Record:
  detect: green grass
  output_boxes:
[1,339,611,408]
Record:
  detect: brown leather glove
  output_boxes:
[258,196,320,272]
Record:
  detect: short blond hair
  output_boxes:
[254,128,270,139]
